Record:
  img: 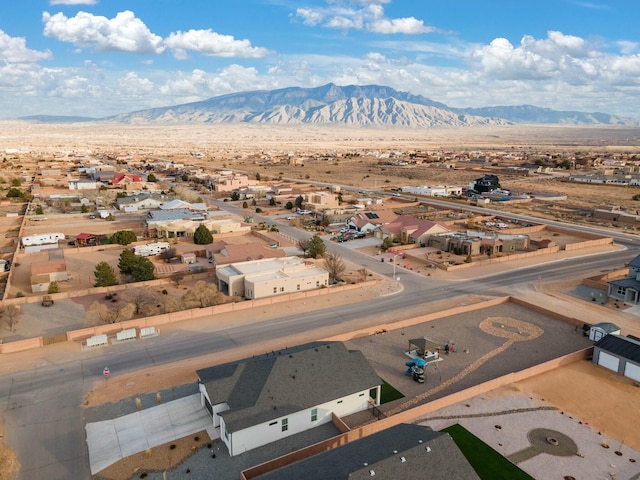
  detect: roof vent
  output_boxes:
[393,450,398,454]
[400,456,406,463]
[418,440,423,444]
[369,470,375,476]
[363,463,368,467]
[425,446,431,453]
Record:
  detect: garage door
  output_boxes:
[624,362,640,382]
[598,352,620,372]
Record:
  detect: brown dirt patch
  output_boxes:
[515,360,640,451]
[95,431,212,480]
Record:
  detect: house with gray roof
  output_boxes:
[254,423,480,480]
[593,334,640,382]
[196,342,381,457]
[115,193,175,211]
[608,253,640,304]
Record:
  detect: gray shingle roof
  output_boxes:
[629,254,640,268]
[197,342,381,433]
[595,334,640,364]
[256,424,480,480]
[609,277,640,289]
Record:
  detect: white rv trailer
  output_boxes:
[131,242,170,257]
[21,233,65,247]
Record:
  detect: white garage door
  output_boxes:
[598,352,620,372]
[624,362,640,382]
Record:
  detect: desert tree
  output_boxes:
[118,249,137,275]
[130,256,155,282]
[86,301,136,325]
[159,246,177,263]
[295,195,304,209]
[323,251,346,284]
[170,271,186,286]
[110,230,137,245]
[194,224,213,245]
[181,280,223,309]
[358,267,368,281]
[47,280,60,294]
[285,201,293,210]
[0,304,22,332]
[94,261,119,287]
[297,238,310,256]
[123,287,157,315]
[307,234,326,259]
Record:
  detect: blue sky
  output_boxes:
[1,0,640,119]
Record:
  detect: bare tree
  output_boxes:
[170,271,186,286]
[86,301,135,325]
[323,251,346,284]
[181,281,223,308]
[357,267,368,282]
[123,287,157,315]
[297,238,310,257]
[0,305,22,332]
[159,246,177,263]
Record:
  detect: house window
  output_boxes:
[281,418,288,432]
[280,287,284,292]
[273,287,277,294]
[269,421,277,426]
[297,284,300,291]
[311,408,317,422]
[337,400,343,404]
[617,287,626,295]
[316,281,320,287]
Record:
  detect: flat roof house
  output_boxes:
[215,256,328,299]
[196,342,381,457]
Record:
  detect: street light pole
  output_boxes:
[393,253,401,280]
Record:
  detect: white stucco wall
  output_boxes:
[223,388,372,456]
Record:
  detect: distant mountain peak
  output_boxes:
[22,83,638,126]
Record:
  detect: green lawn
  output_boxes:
[442,424,534,480]
[371,378,404,404]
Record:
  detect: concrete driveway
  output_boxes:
[85,394,216,475]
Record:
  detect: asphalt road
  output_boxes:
[1,198,638,480]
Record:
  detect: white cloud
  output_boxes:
[42,10,165,54]
[0,30,52,63]
[295,0,433,35]
[164,29,270,59]
[49,0,98,5]
[368,16,434,35]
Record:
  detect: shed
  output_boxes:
[181,252,196,264]
[589,322,621,342]
[593,334,640,382]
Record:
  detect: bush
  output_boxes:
[110,230,137,245]
[193,225,213,245]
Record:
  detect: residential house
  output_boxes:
[116,193,175,212]
[145,208,207,237]
[608,253,640,304]
[30,254,70,293]
[159,198,207,212]
[68,179,99,190]
[253,423,480,480]
[215,256,326,299]
[196,342,381,457]
[206,241,285,266]
[375,215,449,245]
[346,210,398,233]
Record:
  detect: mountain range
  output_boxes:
[20,83,638,127]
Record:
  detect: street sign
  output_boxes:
[103,367,110,376]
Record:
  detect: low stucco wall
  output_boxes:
[0,280,374,352]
